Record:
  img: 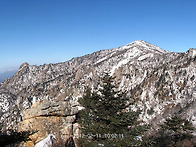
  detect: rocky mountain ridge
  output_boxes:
[0,40,195,146]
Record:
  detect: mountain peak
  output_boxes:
[17,62,29,73]
[134,40,145,43]
[19,62,29,68]
[124,40,167,54]
[125,40,148,45]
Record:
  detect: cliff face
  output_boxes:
[17,99,80,146]
[0,40,196,145]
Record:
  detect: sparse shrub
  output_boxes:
[146,115,195,147]
[147,107,154,115]
[0,130,35,147]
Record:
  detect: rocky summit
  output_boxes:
[0,40,196,146]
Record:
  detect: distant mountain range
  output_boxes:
[0,70,17,83]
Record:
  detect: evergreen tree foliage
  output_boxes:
[148,115,195,147]
[0,130,35,147]
[77,73,145,146]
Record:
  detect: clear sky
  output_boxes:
[0,0,196,72]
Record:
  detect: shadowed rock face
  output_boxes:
[0,40,195,146]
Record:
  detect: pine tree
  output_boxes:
[77,73,145,146]
[151,115,195,147]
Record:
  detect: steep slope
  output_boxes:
[0,40,195,145]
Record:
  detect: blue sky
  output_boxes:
[0,0,196,72]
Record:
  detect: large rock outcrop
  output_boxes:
[18,99,80,146]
